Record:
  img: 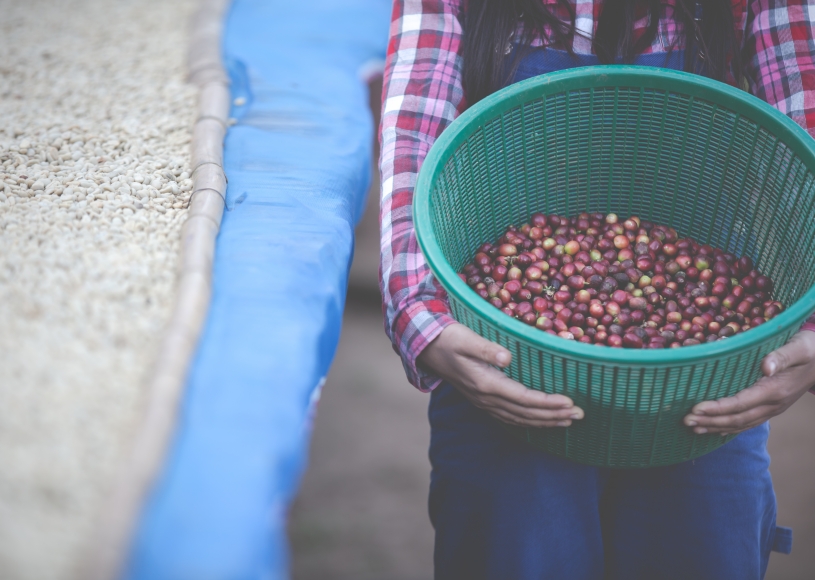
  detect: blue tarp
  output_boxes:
[126,1,390,578]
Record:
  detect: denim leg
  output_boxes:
[603,423,780,580]
[428,383,607,580]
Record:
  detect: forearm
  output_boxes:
[379,0,466,389]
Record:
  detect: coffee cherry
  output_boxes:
[526,281,544,295]
[623,333,643,348]
[607,334,623,347]
[567,275,585,290]
[575,289,592,304]
[736,255,753,276]
[498,243,518,256]
[613,235,630,249]
[755,275,773,293]
[504,280,521,296]
[564,240,580,255]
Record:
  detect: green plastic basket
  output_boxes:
[414,66,815,468]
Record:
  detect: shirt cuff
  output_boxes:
[391,299,456,392]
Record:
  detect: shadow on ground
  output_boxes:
[288,81,815,580]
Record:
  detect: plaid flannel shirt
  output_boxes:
[379,0,815,391]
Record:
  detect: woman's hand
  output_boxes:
[417,323,584,428]
[684,331,815,435]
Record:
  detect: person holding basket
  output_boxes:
[379,0,815,578]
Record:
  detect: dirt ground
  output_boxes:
[288,293,433,580]
[289,85,815,580]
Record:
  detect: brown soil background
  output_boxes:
[289,82,815,580]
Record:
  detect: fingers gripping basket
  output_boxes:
[414,67,815,468]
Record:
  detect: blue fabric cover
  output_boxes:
[126,1,390,578]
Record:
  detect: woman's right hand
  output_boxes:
[417,323,584,428]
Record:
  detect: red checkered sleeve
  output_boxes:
[743,0,815,138]
[743,1,815,381]
[379,0,466,391]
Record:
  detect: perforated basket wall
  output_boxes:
[414,67,815,468]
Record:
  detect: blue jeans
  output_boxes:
[429,383,792,579]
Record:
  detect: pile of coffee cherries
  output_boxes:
[459,212,783,348]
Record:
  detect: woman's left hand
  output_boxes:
[684,331,815,435]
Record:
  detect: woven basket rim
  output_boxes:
[414,65,815,366]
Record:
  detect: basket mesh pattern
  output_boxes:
[423,75,815,467]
